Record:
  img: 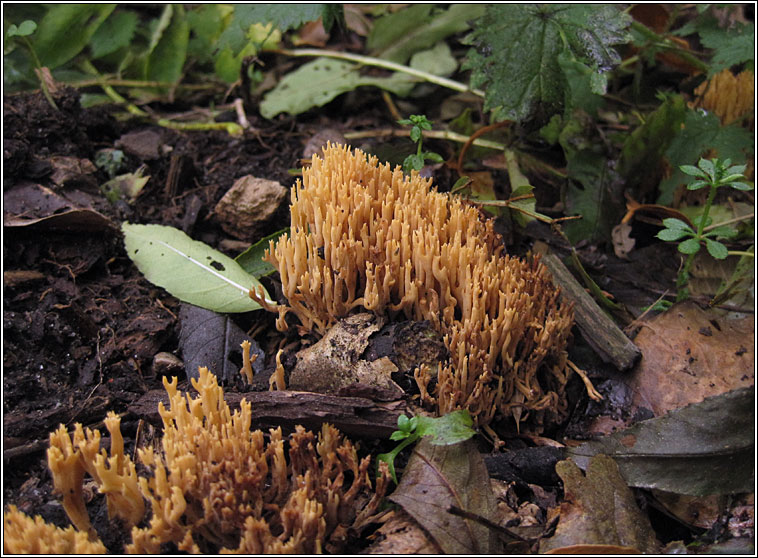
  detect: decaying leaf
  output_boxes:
[289,313,404,401]
[178,303,263,383]
[389,438,502,554]
[539,455,659,553]
[567,387,754,496]
[629,301,753,416]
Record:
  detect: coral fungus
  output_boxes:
[255,143,574,428]
[18,367,386,553]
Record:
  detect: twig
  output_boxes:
[274,48,485,97]
[343,128,505,150]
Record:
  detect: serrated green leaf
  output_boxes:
[235,228,289,278]
[33,4,115,69]
[659,110,752,205]
[657,228,689,242]
[678,238,702,255]
[698,19,754,75]
[122,223,270,313]
[145,4,189,84]
[259,58,418,118]
[218,4,322,56]
[704,238,729,260]
[463,4,630,122]
[89,10,137,59]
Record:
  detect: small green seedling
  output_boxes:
[398,114,444,173]
[377,409,476,483]
[656,157,752,305]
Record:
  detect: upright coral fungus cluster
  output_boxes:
[257,143,574,428]
[13,367,386,554]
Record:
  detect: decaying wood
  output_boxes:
[537,248,642,371]
[128,389,407,440]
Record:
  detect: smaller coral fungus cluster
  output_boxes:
[4,368,386,554]
[255,144,574,428]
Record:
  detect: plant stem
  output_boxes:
[343,128,506,150]
[703,212,754,232]
[274,48,485,97]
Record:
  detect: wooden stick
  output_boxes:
[535,245,642,371]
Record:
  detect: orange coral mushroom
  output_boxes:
[255,143,575,428]
[41,367,386,553]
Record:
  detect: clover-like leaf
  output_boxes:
[678,237,702,255]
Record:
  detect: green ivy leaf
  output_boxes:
[122,223,270,314]
[463,4,630,122]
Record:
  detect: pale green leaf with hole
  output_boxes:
[260,58,418,118]
[122,223,270,313]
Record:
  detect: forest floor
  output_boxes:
[3,82,753,554]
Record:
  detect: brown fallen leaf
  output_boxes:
[539,455,659,553]
[389,438,502,554]
[629,301,754,417]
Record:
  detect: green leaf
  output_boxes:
[727,181,753,192]
[567,387,754,496]
[657,228,689,242]
[409,126,422,143]
[145,4,189,84]
[89,10,137,59]
[618,94,688,195]
[33,4,115,69]
[705,226,739,240]
[679,164,706,177]
[218,4,322,55]
[686,180,710,191]
[409,41,458,78]
[661,218,693,231]
[6,20,37,38]
[424,152,444,163]
[563,149,624,244]
[259,58,418,118]
[122,223,270,313]
[658,110,752,205]
[368,4,482,64]
[699,19,754,75]
[235,228,289,278]
[463,4,630,122]
[704,238,728,260]
[414,410,476,446]
[697,157,716,180]
[678,238,701,255]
